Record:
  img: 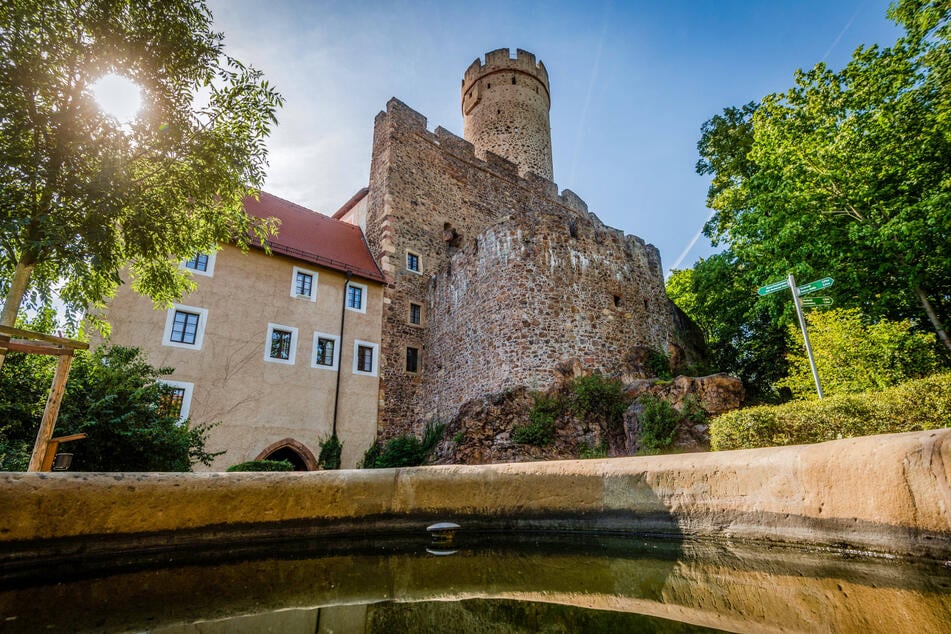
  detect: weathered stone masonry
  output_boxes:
[364,50,702,438]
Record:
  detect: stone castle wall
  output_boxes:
[424,211,676,418]
[365,98,695,436]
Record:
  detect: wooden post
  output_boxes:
[40,433,87,472]
[27,352,75,472]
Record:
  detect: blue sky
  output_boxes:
[207,0,901,276]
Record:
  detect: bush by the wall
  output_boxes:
[710,373,951,451]
[569,374,629,431]
[317,434,342,470]
[226,459,294,472]
[636,395,681,453]
[512,393,560,446]
[362,422,445,468]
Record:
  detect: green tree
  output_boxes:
[779,308,938,399]
[0,1,282,360]
[0,344,219,471]
[667,252,790,400]
[697,0,951,355]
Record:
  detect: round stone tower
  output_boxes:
[461,48,553,180]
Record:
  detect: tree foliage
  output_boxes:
[779,308,938,398]
[0,342,219,471]
[0,0,282,330]
[695,0,951,358]
[667,253,791,400]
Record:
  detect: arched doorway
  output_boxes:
[255,438,318,471]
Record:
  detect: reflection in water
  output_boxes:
[1,534,949,633]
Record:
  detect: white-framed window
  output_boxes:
[162,304,208,350]
[346,281,368,314]
[290,266,318,302]
[158,380,194,425]
[264,323,298,365]
[183,251,216,277]
[352,339,379,376]
[406,346,420,373]
[312,331,340,370]
[406,250,422,274]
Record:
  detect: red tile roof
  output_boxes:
[243,191,385,284]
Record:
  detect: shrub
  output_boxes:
[0,344,221,471]
[226,459,294,472]
[646,349,673,380]
[569,374,629,431]
[578,441,608,459]
[317,434,342,470]
[363,423,445,468]
[779,308,939,398]
[637,395,681,453]
[513,393,560,446]
[710,373,951,451]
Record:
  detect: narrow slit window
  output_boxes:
[406,347,419,373]
[409,302,422,325]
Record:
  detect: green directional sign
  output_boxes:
[797,277,834,295]
[757,279,790,296]
[801,296,833,308]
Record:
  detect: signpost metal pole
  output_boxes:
[788,273,824,399]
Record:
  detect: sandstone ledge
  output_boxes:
[1,429,948,559]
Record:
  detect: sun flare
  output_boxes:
[90,73,142,122]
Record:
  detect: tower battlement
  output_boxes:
[461,48,553,180]
[461,48,549,101]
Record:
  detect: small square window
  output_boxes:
[184,253,208,272]
[315,337,335,366]
[182,251,215,277]
[291,266,318,301]
[312,332,340,370]
[162,387,186,418]
[409,302,422,325]
[296,272,312,296]
[358,346,373,372]
[353,340,379,376]
[264,323,298,365]
[346,282,367,313]
[270,329,293,360]
[406,347,419,373]
[406,251,421,273]
[158,380,194,424]
[171,311,200,344]
[162,304,208,350]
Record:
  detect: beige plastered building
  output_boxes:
[103,193,385,470]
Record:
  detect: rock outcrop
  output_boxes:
[431,373,744,464]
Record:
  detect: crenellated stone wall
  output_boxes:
[365,97,701,436]
[425,211,676,418]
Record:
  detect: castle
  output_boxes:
[337,48,701,438]
[103,48,701,468]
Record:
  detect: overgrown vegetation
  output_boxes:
[578,441,608,459]
[670,1,951,399]
[0,339,221,471]
[512,393,560,446]
[362,422,445,469]
[317,434,342,470]
[568,374,629,431]
[779,308,938,398]
[635,395,681,454]
[645,349,673,380]
[226,459,294,472]
[710,373,951,451]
